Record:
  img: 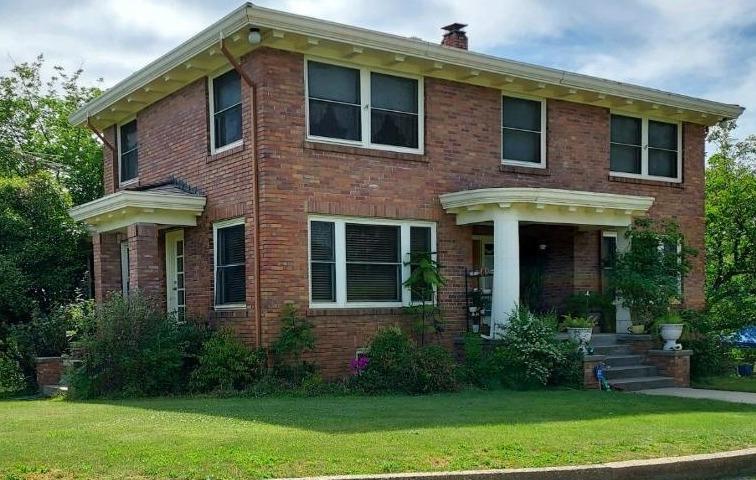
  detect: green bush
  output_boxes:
[270,304,316,383]
[550,343,584,389]
[190,329,266,392]
[459,332,495,387]
[492,307,566,388]
[68,293,205,398]
[0,336,26,394]
[414,345,457,393]
[681,310,733,379]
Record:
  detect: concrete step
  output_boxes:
[40,385,68,397]
[592,344,632,356]
[590,334,619,346]
[604,354,645,367]
[608,376,676,391]
[605,365,658,380]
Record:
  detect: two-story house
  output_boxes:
[70,4,743,379]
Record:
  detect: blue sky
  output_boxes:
[2,0,754,151]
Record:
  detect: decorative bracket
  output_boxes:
[220,36,254,87]
[86,117,115,153]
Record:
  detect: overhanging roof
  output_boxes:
[70,189,206,233]
[71,3,743,129]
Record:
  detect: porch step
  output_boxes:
[608,376,676,391]
[604,365,658,380]
[604,355,645,367]
[590,334,619,346]
[592,344,632,356]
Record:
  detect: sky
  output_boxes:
[1,0,755,151]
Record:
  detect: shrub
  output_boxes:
[270,304,316,382]
[459,332,495,387]
[492,307,565,388]
[190,329,266,392]
[414,345,457,393]
[681,310,733,379]
[550,343,584,389]
[0,336,26,394]
[68,293,204,398]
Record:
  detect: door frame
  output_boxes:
[165,229,185,315]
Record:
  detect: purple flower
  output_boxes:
[350,355,369,375]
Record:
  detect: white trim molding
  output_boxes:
[501,93,547,168]
[69,190,206,233]
[440,187,654,227]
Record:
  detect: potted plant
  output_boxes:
[656,311,685,351]
[563,314,595,353]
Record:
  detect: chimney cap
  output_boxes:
[442,23,468,33]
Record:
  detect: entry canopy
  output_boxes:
[440,187,655,227]
[70,183,206,233]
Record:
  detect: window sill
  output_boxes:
[209,308,249,319]
[500,164,551,176]
[306,307,406,317]
[608,175,683,189]
[207,142,244,162]
[303,141,428,163]
[213,304,247,312]
[119,179,140,190]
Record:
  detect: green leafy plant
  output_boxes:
[271,304,316,382]
[190,329,266,392]
[562,314,595,329]
[459,332,495,387]
[413,345,458,393]
[403,252,446,345]
[564,291,615,332]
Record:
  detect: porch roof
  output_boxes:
[440,187,654,227]
[69,185,206,233]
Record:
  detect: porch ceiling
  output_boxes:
[440,187,654,227]
[69,189,207,233]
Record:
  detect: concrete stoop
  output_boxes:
[596,335,679,391]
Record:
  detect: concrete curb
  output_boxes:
[279,448,756,480]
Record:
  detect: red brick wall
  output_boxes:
[95,46,707,377]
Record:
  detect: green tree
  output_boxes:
[705,120,756,330]
[0,55,103,205]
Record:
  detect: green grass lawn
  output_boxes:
[693,375,756,393]
[1,390,755,480]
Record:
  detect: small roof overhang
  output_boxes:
[440,187,654,227]
[70,189,207,233]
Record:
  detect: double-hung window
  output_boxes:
[306,60,423,152]
[210,69,243,153]
[214,219,246,308]
[119,119,138,183]
[610,114,681,181]
[501,95,546,167]
[309,217,435,307]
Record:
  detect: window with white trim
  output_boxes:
[309,217,435,307]
[214,219,246,307]
[306,60,423,152]
[501,95,546,167]
[210,70,243,152]
[119,120,138,183]
[610,114,681,181]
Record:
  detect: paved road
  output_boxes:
[636,387,756,405]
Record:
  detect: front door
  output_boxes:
[165,230,185,320]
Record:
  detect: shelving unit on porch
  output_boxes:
[464,269,493,337]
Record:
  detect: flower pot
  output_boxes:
[471,324,480,334]
[567,327,592,354]
[468,306,478,313]
[660,323,684,351]
[627,325,646,335]
[737,363,753,377]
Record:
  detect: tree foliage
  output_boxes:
[0,55,103,205]
[705,120,756,330]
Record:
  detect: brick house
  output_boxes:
[70,4,743,378]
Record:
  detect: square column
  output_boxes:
[127,223,162,299]
[491,211,519,338]
[92,232,122,303]
[614,226,632,333]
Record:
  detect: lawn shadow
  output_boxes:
[80,389,756,434]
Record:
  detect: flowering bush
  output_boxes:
[349,355,369,375]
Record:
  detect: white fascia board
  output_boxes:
[70,3,744,126]
[69,190,207,223]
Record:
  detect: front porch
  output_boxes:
[441,187,655,338]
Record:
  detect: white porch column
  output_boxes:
[615,226,632,333]
[491,210,519,339]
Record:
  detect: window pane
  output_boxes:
[370,110,418,148]
[610,144,641,174]
[502,129,541,163]
[214,104,242,148]
[120,149,138,181]
[213,70,241,111]
[307,61,360,104]
[649,149,677,178]
[346,263,400,302]
[309,99,361,141]
[649,120,677,150]
[371,73,418,113]
[502,96,541,132]
[120,120,138,181]
[601,236,617,268]
[611,115,641,145]
[216,264,245,304]
[120,120,138,151]
[410,226,432,302]
[311,221,335,261]
[346,224,399,262]
[311,262,335,302]
[218,224,245,266]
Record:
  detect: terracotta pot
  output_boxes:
[628,324,646,335]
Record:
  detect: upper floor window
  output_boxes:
[610,114,681,182]
[210,70,242,153]
[306,60,423,153]
[309,216,435,307]
[118,119,138,183]
[214,218,246,308]
[501,95,546,167]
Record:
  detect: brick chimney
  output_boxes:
[441,23,468,50]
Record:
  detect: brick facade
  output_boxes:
[92,46,708,378]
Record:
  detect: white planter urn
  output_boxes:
[660,324,684,351]
[567,327,593,354]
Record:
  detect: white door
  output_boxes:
[165,230,185,320]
